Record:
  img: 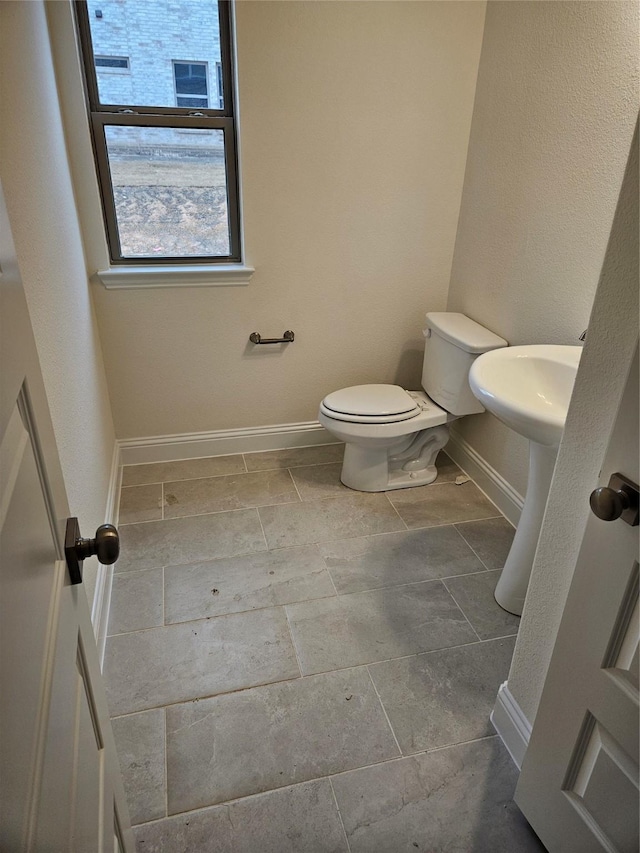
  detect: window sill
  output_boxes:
[96,264,255,290]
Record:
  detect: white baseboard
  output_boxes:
[92,439,122,668]
[491,681,532,769]
[445,432,523,527]
[118,420,336,466]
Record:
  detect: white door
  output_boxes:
[515,345,639,852]
[0,183,134,851]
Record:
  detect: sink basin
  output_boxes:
[469,345,582,447]
[468,344,582,615]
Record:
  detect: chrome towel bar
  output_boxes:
[249,331,295,345]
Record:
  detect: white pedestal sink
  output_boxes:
[469,345,582,615]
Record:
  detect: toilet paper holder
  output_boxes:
[249,331,295,345]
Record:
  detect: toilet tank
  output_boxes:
[422,313,508,416]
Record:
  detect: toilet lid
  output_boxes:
[322,385,419,419]
[319,402,422,424]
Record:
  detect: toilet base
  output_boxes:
[340,425,450,492]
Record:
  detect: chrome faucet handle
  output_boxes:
[579,329,587,341]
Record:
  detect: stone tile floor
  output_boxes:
[106,445,545,852]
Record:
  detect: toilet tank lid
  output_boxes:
[425,313,508,353]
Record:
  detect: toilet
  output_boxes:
[319,312,508,492]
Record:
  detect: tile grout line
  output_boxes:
[109,670,306,720]
[327,734,503,786]
[242,458,344,474]
[328,777,353,853]
[365,666,403,757]
[111,565,165,581]
[157,468,306,493]
[286,466,305,505]
[420,732,500,756]
[163,706,168,818]
[117,497,303,527]
[325,565,341,598]
[121,462,251,489]
[120,481,165,489]
[452,523,494,571]
[317,566,499,602]
[390,511,501,532]
[162,566,166,627]
[243,447,344,473]
[382,492,410,531]
[307,515,505,544]
[441,578,482,642]
[317,541,342,599]
[283,605,305,679]
[254,504,270,554]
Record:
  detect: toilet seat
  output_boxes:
[321,384,420,424]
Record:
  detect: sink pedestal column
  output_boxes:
[495,441,558,616]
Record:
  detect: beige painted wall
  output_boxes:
[510,124,638,726]
[89,1,487,438]
[447,0,639,497]
[0,2,117,594]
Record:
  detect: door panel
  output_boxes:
[564,712,638,851]
[516,348,639,853]
[32,575,78,851]
[0,175,134,851]
[0,399,60,849]
[603,565,639,694]
[71,662,104,853]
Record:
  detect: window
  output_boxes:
[173,61,209,108]
[216,62,223,109]
[75,0,240,265]
[95,55,130,71]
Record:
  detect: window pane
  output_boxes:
[174,63,208,96]
[88,1,223,109]
[176,96,209,108]
[95,56,129,69]
[104,126,230,258]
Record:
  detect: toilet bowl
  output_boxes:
[319,386,451,491]
[319,313,508,492]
